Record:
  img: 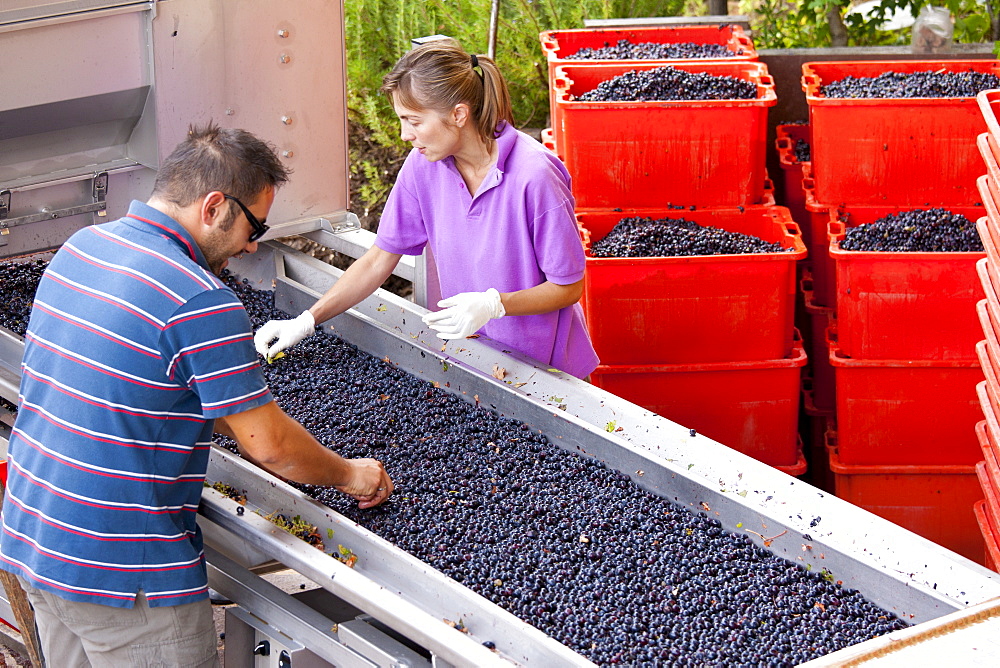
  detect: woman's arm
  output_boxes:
[498,278,583,316]
[308,244,403,324]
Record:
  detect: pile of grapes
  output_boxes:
[566,39,739,61]
[576,66,757,102]
[223,274,908,666]
[589,216,790,258]
[839,208,982,252]
[820,70,1000,99]
[794,138,811,163]
[0,258,46,336]
[0,259,913,666]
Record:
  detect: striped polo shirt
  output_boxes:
[0,200,272,608]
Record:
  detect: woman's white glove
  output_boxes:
[422,288,505,340]
[254,310,316,359]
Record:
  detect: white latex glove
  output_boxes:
[254,310,316,359]
[422,288,505,340]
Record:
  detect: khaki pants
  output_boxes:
[17,576,219,668]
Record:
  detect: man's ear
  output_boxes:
[200,191,228,228]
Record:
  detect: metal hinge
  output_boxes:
[0,172,110,231]
[0,190,10,247]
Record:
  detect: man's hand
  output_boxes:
[254,310,315,359]
[337,458,394,509]
[421,288,505,340]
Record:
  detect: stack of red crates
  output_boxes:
[799,60,995,563]
[538,26,809,472]
[974,89,1000,570]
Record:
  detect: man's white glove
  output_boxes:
[422,288,505,340]
[254,310,316,359]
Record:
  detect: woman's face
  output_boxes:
[392,94,462,163]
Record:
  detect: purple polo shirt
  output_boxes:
[375,123,599,378]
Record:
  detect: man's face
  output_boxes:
[202,187,275,275]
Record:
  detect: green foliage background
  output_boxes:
[345,0,687,143]
[344,0,998,214]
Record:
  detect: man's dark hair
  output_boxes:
[151,122,291,209]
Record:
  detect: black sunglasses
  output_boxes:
[223,194,269,242]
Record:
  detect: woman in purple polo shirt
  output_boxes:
[256,40,599,379]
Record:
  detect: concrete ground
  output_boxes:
[0,569,315,667]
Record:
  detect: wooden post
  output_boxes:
[0,483,44,667]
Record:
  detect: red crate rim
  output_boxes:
[553,60,777,107]
[816,202,986,259]
[775,123,810,168]
[774,438,808,476]
[825,426,977,475]
[593,329,806,374]
[973,500,1000,562]
[976,420,1000,493]
[579,206,806,262]
[802,60,1000,103]
[978,90,1000,145]
[978,380,1000,460]
[827,335,981,368]
[539,25,756,61]
[980,175,1000,226]
[977,301,1000,368]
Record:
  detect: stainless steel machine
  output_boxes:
[3,2,1000,666]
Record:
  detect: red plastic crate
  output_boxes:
[540,25,757,149]
[977,461,1000,540]
[980,175,1000,242]
[979,90,1000,160]
[578,206,806,364]
[826,207,985,361]
[590,335,806,467]
[979,174,1000,222]
[976,259,1000,356]
[774,439,808,478]
[800,271,836,413]
[979,132,1000,182]
[978,219,1000,292]
[553,60,776,208]
[974,500,1000,571]
[828,337,984,466]
[976,340,1000,424]
[801,59,997,207]
[826,432,985,564]
[775,123,810,241]
[977,301,1000,394]
[975,416,1000,562]
[540,127,560,160]
[800,163,839,306]
[801,399,834,493]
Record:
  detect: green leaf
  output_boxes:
[605,421,616,432]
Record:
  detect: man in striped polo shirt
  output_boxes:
[0,123,394,666]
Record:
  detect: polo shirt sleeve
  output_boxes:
[375,151,429,256]
[526,162,586,286]
[159,289,272,418]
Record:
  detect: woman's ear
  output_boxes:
[452,103,471,128]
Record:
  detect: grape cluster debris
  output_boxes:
[576,66,757,102]
[589,216,790,258]
[839,208,982,252]
[820,70,1000,99]
[794,139,811,163]
[0,259,911,666]
[0,258,46,336]
[566,39,739,61]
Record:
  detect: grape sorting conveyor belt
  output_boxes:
[4,241,1000,666]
